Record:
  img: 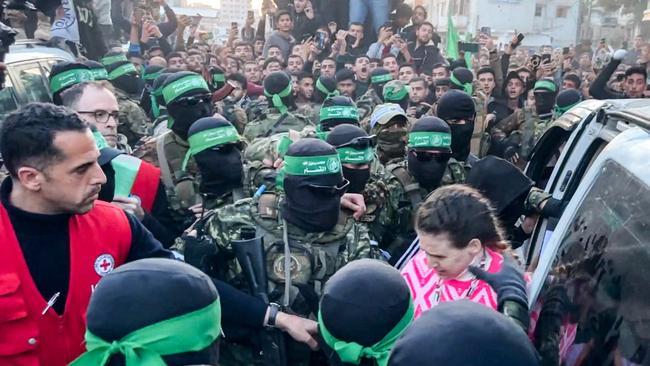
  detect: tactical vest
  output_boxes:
[155,131,198,214]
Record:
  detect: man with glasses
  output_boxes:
[380,116,466,264]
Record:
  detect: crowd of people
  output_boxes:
[1,0,649,365]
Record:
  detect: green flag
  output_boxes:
[446,14,459,60]
[464,32,473,68]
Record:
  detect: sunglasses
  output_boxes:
[412,150,451,163]
[335,136,375,150]
[177,94,212,106]
[308,179,350,196]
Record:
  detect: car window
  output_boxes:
[531,159,650,366]
[17,64,51,103]
[526,125,572,188]
[0,75,19,120]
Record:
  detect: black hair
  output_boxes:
[166,52,184,61]
[335,68,355,82]
[354,54,370,63]
[418,21,434,30]
[264,57,284,69]
[275,10,291,23]
[322,57,336,65]
[409,76,427,86]
[395,3,413,18]
[288,54,304,61]
[625,66,647,80]
[414,5,427,16]
[297,72,314,82]
[381,54,397,63]
[562,73,581,88]
[477,67,495,78]
[399,63,415,71]
[0,103,89,177]
[227,72,247,87]
[349,22,364,28]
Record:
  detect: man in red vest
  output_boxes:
[0,103,319,366]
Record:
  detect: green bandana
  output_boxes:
[318,300,414,366]
[316,79,339,97]
[408,131,452,149]
[111,154,142,197]
[50,69,93,94]
[90,68,109,81]
[384,85,409,101]
[283,154,341,176]
[450,74,473,95]
[144,70,164,81]
[101,54,128,66]
[70,299,221,366]
[337,147,374,163]
[319,105,359,122]
[93,131,109,150]
[182,125,240,170]
[264,83,292,114]
[553,101,580,117]
[108,64,138,80]
[534,79,558,93]
[370,73,393,84]
[212,73,226,83]
[162,75,210,105]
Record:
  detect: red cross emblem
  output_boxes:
[94,254,115,276]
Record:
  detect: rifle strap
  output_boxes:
[282,219,292,308]
[390,165,423,208]
[156,131,175,191]
[263,112,291,138]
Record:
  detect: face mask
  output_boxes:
[407,152,448,191]
[113,75,145,97]
[282,174,342,233]
[449,122,474,161]
[167,100,214,141]
[342,166,370,194]
[194,146,244,197]
[376,128,407,163]
[534,92,556,117]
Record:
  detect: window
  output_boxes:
[0,74,18,120]
[535,4,544,17]
[532,160,650,365]
[556,6,569,18]
[17,64,51,103]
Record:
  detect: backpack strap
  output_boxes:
[389,164,423,208]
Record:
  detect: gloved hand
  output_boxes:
[470,255,528,309]
[612,49,627,61]
[182,233,217,271]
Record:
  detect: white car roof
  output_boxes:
[6,43,75,64]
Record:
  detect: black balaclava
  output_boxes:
[466,155,534,238]
[436,89,476,161]
[314,76,339,103]
[208,66,226,92]
[281,138,344,233]
[319,95,360,131]
[406,116,452,191]
[140,66,166,118]
[327,124,373,194]
[49,61,93,105]
[163,71,213,141]
[388,300,539,366]
[320,259,412,362]
[186,117,244,198]
[533,79,559,118]
[264,71,296,113]
[86,258,221,366]
[107,60,145,97]
[97,147,123,203]
[369,67,393,100]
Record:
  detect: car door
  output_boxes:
[528,127,650,366]
[0,72,20,122]
[10,61,53,105]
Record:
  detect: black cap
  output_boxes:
[450,67,473,89]
[388,300,540,366]
[335,68,355,82]
[188,116,235,137]
[556,88,583,109]
[436,89,475,121]
[320,95,359,130]
[264,71,291,94]
[409,116,452,152]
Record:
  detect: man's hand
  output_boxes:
[378,26,393,44]
[612,49,627,62]
[274,312,319,350]
[469,255,528,308]
[188,203,205,219]
[304,1,315,19]
[113,196,145,221]
[341,193,366,220]
[178,15,192,30]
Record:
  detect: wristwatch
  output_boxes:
[266,303,281,328]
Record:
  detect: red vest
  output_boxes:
[130,160,161,213]
[0,201,132,366]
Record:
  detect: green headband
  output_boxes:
[90,68,109,81]
[162,75,210,104]
[50,69,93,94]
[101,54,128,66]
[318,300,414,366]
[150,94,161,119]
[181,125,240,170]
[264,83,292,114]
[408,131,452,149]
[212,73,226,83]
[450,74,473,95]
[144,70,164,81]
[93,131,109,150]
[319,105,359,122]
[108,64,138,80]
[384,85,409,101]
[337,147,374,164]
[535,80,558,93]
[283,154,341,176]
[554,101,580,116]
[70,299,221,366]
[371,73,393,84]
[316,79,339,97]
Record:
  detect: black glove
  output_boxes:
[182,233,217,272]
[470,255,529,331]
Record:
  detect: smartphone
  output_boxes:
[513,33,525,47]
[562,47,570,55]
[458,42,480,53]
[530,54,542,70]
[345,34,357,45]
[315,31,326,50]
[480,26,491,36]
[541,53,552,64]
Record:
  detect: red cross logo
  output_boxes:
[94,254,115,276]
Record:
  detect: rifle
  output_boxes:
[232,227,287,366]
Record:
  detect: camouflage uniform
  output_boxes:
[357,88,383,130]
[115,133,133,154]
[114,88,152,146]
[520,110,553,161]
[378,158,466,256]
[243,108,314,142]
